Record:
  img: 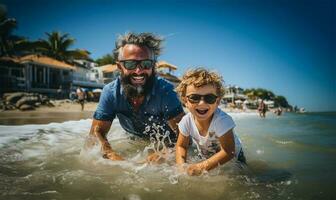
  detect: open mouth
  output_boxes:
[131,75,146,84]
[196,108,209,115]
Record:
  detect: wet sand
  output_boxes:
[0,102,97,125]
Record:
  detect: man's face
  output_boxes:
[117,44,154,86]
[117,44,155,98]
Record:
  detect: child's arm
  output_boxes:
[175,130,190,165]
[187,129,235,176]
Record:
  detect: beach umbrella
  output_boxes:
[235,99,243,104]
[92,88,102,93]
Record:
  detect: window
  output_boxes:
[0,67,9,75]
[63,70,69,76]
[11,68,24,77]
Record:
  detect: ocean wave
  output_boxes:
[274,140,294,145]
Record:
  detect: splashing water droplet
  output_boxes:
[168,174,179,184]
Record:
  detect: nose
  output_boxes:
[134,66,143,73]
[198,98,206,105]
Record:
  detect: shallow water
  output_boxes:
[0,111,335,200]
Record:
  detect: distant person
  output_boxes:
[69,90,76,101]
[76,87,86,111]
[175,68,246,176]
[293,105,298,113]
[275,106,282,116]
[258,99,267,118]
[85,32,184,162]
[57,85,63,99]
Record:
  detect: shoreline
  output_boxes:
[0,101,267,125]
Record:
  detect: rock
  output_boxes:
[16,96,39,108]
[5,92,26,104]
[19,104,35,111]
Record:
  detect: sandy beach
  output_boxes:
[0,100,264,125]
[0,101,98,125]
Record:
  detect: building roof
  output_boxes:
[0,54,76,70]
[20,55,76,70]
[156,61,178,70]
[100,64,118,73]
[0,56,21,63]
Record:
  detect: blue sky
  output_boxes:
[3,0,336,111]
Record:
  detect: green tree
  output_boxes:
[244,88,291,108]
[95,54,115,66]
[35,31,90,61]
[244,88,258,100]
[274,95,290,108]
[0,5,27,56]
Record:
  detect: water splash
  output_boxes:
[143,122,173,162]
[168,174,179,184]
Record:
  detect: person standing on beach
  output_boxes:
[175,68,246,176]
[258,99,267,118]
[76,87,86,111]
[57,85,63,99]
[85,32,184,162]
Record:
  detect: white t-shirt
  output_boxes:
[178,108,242,159]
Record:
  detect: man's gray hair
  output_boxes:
[113,32,163,61]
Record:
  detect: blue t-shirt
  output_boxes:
[93,76,184,138]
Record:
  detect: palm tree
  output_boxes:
[0,5,25,56]
[0,6,40,56]
[36,31,90,61]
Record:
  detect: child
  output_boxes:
[175,68,246,176]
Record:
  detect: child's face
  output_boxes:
[184,84,220,122]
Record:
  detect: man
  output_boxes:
[76,87,86,111]
[86,32,184,161]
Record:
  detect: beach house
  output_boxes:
[0,54,104,98]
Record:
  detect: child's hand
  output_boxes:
[176,163,187,174]
[187,163,206,176]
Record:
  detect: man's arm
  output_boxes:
[187,129,235,176]
[88,119,124,161]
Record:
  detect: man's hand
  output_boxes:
[101,141,124,161]
[187,162,207,176]
[146,151,167,164]
[102,150,124,161]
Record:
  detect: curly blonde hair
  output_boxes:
[175,68,225,101]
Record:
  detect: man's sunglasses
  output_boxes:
[119,59,155,70]
[186,94,218,104]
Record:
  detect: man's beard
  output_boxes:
[120,71,155,99]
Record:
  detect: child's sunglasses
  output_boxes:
[186,94,218,104]
[119,59,155,70]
